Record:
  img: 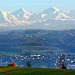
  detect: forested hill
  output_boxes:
[0,29,75,54]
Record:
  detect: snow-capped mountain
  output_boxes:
[40,7,59,19]
[7,8,32,25]
[0,7,72,24]
[40,7,71,20]
[0,8,32,25]
[0,9,11,23]
[0,7,75,30]
[29,7,71,21]
[11,8,32,20]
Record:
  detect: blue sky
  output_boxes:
[0,0,75,13]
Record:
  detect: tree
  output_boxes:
[58,53,67,69]
[27,61,32,67]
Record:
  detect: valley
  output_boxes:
[0,29,75,68]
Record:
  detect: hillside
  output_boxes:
[0,66,75,75]
[0,29,75,55]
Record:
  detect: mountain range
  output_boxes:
[0,7,75,30]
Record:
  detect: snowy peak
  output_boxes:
[11,8,32,20]
[41,7,59,14]
[40,7,71,20]
[0,8,33,25]
[0,9,11,23]
[39,7,60,20]
[0,7,75,26]
[53,7,60,14]
[17,8,31,15]
[18,8,25,12]
[15,8,28,14]
[53,7,59,11]
[29,7,71,21]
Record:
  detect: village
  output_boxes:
[0,53,75,69]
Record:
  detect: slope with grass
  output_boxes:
[0,66,75,75]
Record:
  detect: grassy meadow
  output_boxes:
[0,66,75,75]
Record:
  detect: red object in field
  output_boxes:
[8,62,16,66]
[12,62,16,66]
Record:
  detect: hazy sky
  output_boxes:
[0,0,75,12]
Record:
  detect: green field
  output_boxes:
[13,46,64,55]
[0,66,75,75]
[0,46,65,56]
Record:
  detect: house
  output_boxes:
[7,62,16,66]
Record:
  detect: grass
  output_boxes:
[0,66,75,75]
